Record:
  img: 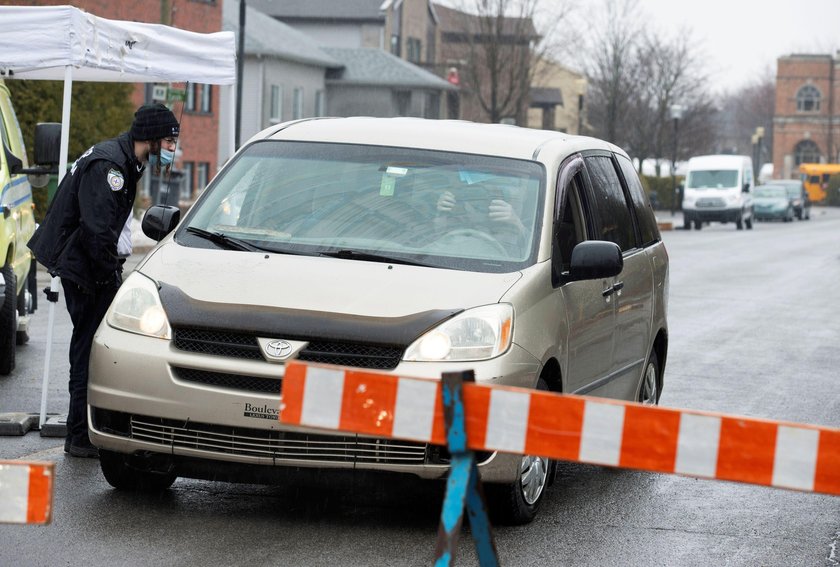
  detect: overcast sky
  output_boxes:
[598,0,840,93]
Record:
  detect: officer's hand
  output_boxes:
[436,191,457,213]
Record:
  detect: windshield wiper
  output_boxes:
[185,226,268,252]
[319,249,430,267]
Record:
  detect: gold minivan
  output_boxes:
[88,117,669,524]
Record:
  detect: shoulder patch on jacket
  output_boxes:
[107,169,125,191]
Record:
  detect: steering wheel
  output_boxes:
[432,228,509,256]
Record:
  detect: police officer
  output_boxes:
[28,103,180,458]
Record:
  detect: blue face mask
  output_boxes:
[149,148,175,167]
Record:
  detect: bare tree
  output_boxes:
[583,0,642,144]
[625,30,708,173]
[439,0,572,124]
[715,72,775,161]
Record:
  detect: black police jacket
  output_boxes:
[28,132,143,293]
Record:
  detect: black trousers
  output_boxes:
[62,279,118,446]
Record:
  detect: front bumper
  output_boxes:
[754,208,788,219]
[88,322,541,484]
[683,207,741,223]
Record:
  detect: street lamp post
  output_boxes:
[670,104,684,216]
[753,126,765,177]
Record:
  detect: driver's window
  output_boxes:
[555,174,585,274]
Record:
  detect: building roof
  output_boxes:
[323,48,456,90]
[246,0,385,23]
[223,0,341,68]
[433,3,537,38]
[530,87,563,107]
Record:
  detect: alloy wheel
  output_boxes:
[519,454,549,505]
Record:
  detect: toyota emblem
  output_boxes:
[264,340,293,359]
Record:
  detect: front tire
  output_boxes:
[99,450,177,492]
[0,265,17,375]
[639,351,660,405]
[486,377,553,525]
[15,285,30,346]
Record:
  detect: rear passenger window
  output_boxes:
[616,155,659,246]
[585,156,636,251]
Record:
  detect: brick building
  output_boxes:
[773,52,840,180]
[0,0,224,203]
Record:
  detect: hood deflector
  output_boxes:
[158,282,463,346]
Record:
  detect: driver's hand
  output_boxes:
[436,191,457,213]
[488,199,516,222]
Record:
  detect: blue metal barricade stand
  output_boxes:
[433,371,500,567]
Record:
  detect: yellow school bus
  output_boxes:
[799,163,840,202]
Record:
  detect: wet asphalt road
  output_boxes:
[1,208,839,566]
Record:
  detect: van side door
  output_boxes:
[553,156,616,395]
[580,153,652,400]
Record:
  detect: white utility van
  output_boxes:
[681,155,754,230]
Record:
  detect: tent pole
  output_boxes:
[38,65,73,429]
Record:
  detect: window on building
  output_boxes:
[185,83,196,111]
[293,87,304,119]
[794,140,821,165]
[270,85,283,123]
[394,90,411,116]
[200,84,212,113]
[390,1,402,56]
[407,38,422,63]
[424,92,440,119]
[796,85,821,112]
[180,162,195,200]
[315,90,325,117]
[197,162,210,192]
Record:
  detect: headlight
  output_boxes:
[403,304,513,362]
[106,272,171,339]
[726,194,740,204]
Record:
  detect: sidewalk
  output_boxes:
[655,210,684,231]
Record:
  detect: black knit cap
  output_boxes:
[130,103,180,141]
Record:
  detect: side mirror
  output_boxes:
[142,205,180,241]
[742,183,750,193]
[568,241,623,281]
[34,123,61,169]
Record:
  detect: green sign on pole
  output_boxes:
[167,87,187,102]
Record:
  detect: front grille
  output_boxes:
[173,327,404,370]
[696,197,726,208]
[174,328,263,360]
[128,414,428,465]
[173,367,281,394]
[299,341,402,369]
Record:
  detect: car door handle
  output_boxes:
[602,281,624,297]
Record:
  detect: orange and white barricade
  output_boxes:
[0,460,54,524]
[280,361,840,496]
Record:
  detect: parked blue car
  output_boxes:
[753,185,794,222]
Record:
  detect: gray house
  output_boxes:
[220,0,457,165]
[219,0,342,164]
[246,0,386,49]
[324,47,455,118]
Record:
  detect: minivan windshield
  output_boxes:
[686,169,739,189]
[179,141,545,273]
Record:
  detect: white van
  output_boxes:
[681,154,754,230]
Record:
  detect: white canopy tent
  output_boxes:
[0,4,237,428]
